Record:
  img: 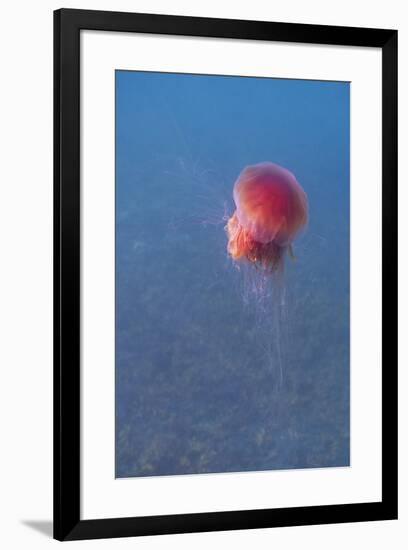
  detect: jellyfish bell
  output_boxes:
[234,163,308,246]
[226,162,308,272]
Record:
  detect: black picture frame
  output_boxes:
[54,8,398,541]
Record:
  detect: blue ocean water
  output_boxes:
[115,70,350,478]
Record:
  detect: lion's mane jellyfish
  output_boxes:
[226,162,308,273]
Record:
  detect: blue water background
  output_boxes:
[115,71,350,477]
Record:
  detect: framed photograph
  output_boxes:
[54,8,397,541]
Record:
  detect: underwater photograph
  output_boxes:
[115,70,350,478]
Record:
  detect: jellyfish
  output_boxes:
[226,162,308,273]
